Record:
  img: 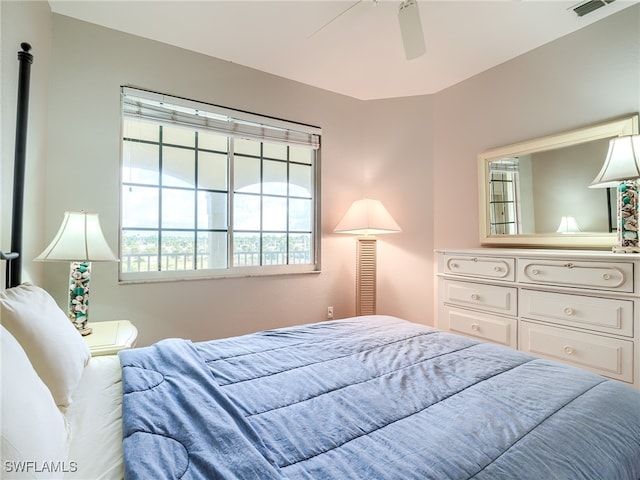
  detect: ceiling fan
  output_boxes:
[310,0,426,60]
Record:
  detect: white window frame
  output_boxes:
[119,87,321,283]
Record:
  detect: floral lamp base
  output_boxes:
[68,261,93,336]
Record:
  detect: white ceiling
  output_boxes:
[48,0,638,100]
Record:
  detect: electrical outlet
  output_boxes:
[327,306,334,320]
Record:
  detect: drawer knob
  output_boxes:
[494,266,502,272]
[563,307,574,316]
[531,269,540,275]
[471,293,480,301]
[471,324,480,332]
[451,262,459,269]
[602,273,611,280]
[563,346,574,355]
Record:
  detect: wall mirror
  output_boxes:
[479,114,639,248]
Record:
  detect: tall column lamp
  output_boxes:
[589,134,640,253]
[36,211,118,335]
[334,199,401,316]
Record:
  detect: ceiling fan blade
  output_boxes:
[398,0,426,60]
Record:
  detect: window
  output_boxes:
[120,87,321,282]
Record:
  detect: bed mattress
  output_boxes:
[120,315,640,479]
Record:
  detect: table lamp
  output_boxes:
[556,216,582,234]
[334,198,401,315]
[36,211,118,335]
[589,135,640,253]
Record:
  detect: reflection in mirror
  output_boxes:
[479,114,638,248]
[487,137,611,235]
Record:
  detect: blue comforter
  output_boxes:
[120,315,640,479]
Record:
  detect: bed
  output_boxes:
[118,314,640,480]
[2,42,640,480]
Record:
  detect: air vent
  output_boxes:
[572,0,615,17]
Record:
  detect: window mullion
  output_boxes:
[157,125,164,272]
[286,146,291,265]
[228,137,235,269]
[260,142,264,266]
[194,131,199,269]
[312,148,320,269]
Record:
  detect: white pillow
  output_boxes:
[1,325,70,479]
[0,283,91,408]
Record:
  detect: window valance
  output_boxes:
[121,87,321,149]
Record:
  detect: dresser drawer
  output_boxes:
[443,279,517,316]
[442,306,517,347]
[520,289,634,337]
[443,254,515,281]
[520,321,634,383]
[519,259,633,292]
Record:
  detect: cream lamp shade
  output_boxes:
[556,216,582,234]
[36,211,118,262]
[334,199,402,235]
[589,135,640,188]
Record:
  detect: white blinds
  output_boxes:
[121,87,321,149]
[489,157,520,172]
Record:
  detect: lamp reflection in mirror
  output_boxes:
[589,135,640,252]
[334,199,401,315]
[556,216,582,234]
[35,211,118,335]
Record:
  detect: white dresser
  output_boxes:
[437,249,640,389]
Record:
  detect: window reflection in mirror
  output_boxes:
[488,158,521,234]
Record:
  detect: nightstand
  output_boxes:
[83,320,138,356]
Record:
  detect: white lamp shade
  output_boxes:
[36,211,118,262]
[334,199,401,235]
[556,216,582,233]
[590,135,640,188]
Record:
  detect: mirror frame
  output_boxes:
[479,114,639,248]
